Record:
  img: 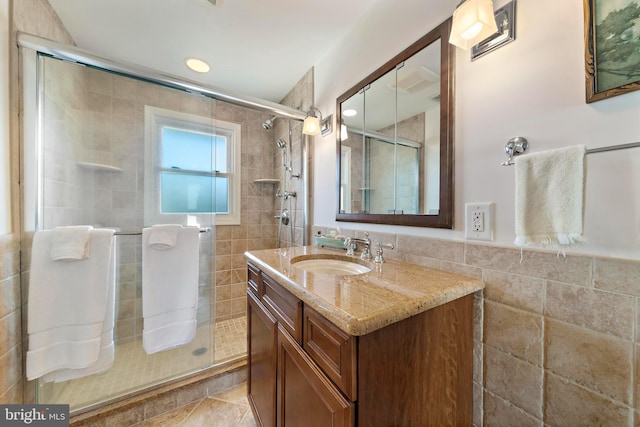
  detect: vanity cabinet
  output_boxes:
[247,262,474,427]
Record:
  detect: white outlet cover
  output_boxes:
[465,202,494,241]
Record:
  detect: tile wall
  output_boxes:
[313,226,640,426]
[7,0,77,405]
[0,234,21,403]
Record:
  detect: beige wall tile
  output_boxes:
[484,300,543,366]
[546,281,634,339]
[545,372,630,426]
[483,270,544,314]
[466,244,592,286]
[440,261,483,279]
[545,319,632,404]
[0,311,21,357]
[0,275,19,318]
[634,344,640,410]
[473,382,483,427]
[396,235,464,263]
[395,253,440,269]
[594,257,640,297]
[484,346,543,418]
[0,347,22,395]
[483,390,542,427]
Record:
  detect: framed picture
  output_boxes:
[585,0,640,103]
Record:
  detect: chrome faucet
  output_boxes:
[373,241,395,263]
[344,232,372,260]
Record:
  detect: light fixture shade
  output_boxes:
[302,116,321,135]
[449,0,498,50]
[340,124,349,141]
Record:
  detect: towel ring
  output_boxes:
[502,137,529,166]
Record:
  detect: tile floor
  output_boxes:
[134,383,256,426]
[40,317,247,411]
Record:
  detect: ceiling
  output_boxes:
[48,0,376,104]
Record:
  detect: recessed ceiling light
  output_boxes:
[185,57,210,73]
[343,109,357,117]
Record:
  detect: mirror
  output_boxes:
[336,19,454,228]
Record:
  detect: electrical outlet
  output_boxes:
[465,202,494,241]
[472,211,484,232]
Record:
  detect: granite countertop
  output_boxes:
[244,246,484,336]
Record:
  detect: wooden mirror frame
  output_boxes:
[335,19,454,228]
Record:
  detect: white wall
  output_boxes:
[314,0,640,260]
[0,0,10,234]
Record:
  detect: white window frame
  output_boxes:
[144,106,241,226]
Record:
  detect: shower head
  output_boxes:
[276,139,286,149]
[262,116,277,130]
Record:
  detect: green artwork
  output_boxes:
[595,0,640,92]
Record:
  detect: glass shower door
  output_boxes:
[29,53,219,411]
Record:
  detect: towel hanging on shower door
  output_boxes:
[142,224,200,354]
[26,227,116,382]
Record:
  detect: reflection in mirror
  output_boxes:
[336,19,453,228]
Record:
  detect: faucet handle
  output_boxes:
[373,242,395,263]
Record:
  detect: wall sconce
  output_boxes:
[302,107,332,137]
[449,0,498,50]
[303,106,322,135]
[449,0,516,58]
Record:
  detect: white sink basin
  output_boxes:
[291,257,371,275]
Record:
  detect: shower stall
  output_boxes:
[20,34,310,413]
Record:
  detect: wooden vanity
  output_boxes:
[245,247,483,427]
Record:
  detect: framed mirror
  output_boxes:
[336,19,454,228]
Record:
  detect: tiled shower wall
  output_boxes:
[38,59,289,332]
[268,68,313,249]
[313,226,640,426]
[0,235,21,403]
[6,0,77,405]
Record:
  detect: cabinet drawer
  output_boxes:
[247,263,262,296]
[303,306,357,401]
[262,272,303,344]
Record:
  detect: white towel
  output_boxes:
[514,145,586,248]
[147,224,182,249]
[42,241,116,383]
[27,228,116,381]
[142,225,200,354]
[50,225,92,261]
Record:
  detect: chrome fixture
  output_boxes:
[321,114,333,137]
[263,116,277,130]
[344,232,372,261]
[502,136,529,165]
[275,209,290,226]
[276,138,286,149]
[471,1,516,60]
[283,191,296,200]
[501,138,640,166]
[18,33,307,121]
[373,242,395,264]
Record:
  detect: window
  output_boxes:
[145,106,241,226]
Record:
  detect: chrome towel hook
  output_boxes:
[502,137,529,166]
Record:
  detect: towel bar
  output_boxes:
[114,227,212,236]
[502,139,640,165]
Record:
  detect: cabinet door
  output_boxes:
[277,325,354,427]
[248,290,278,427]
